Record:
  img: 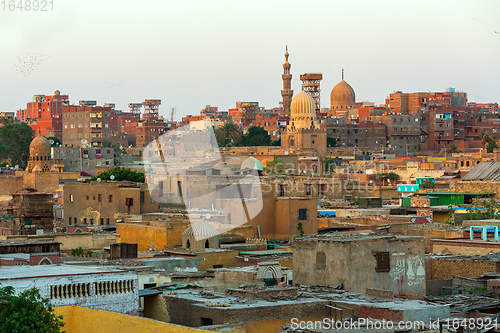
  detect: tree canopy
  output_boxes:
[214,121,242,147]
[0,119,34,168]
[90,166,145,182]
[380,172,400,183]
[0,285,64,333]
[479,130,493,148]
[241,126,272,146]
[327,137,337,148]
[487,140,499,153]
[264,159,286,174]
[46,136,62,147]
[446,143,461,154]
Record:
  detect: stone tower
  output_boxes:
[281,46,293,114]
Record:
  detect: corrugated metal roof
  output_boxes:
[463,161,500,181]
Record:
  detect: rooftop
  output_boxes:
[295,232,422,243]
[0,265,131,280]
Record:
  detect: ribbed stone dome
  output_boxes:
[288,91,319,130]
[291,91,315,115]
[183,221,220,238]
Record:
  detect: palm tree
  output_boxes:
[447,143,461,154]
[479,130,493,149]
[214,121,242,147]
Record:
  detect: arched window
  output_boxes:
[290,139,295,147]
[205,240,209,249]
[186,239,190,249]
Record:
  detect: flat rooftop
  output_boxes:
[295,233,422,242]
[0,265,130,280]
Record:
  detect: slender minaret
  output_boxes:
[281,46,293,114]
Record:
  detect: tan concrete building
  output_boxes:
[293,233,426,297]
[281,91,327,156]
[63,181,159,226]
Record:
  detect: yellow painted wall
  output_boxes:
[54,306,211,333]
[117,222,191,251]
[197,250,238,271]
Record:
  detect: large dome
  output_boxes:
[291,91,315,115]
[330,80,355,111]
[29,134,51,157]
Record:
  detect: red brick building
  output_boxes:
[17,90,69,140]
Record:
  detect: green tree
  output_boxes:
[0,285,64,333]
[380,172,400,185]
[447,143,461,154]
[70,247,85,257]
[0,119,34,168]
[264,159,285,174]
[327,137,337,148]
[271,139,281,146]
[214,121,242,147]
[487,140,499,153]
[321,156,338,173]
[46,136,62,147]
[90,166,145,182]
[421,180,435,189]
[479,130,493,149]
[241,126,272,146]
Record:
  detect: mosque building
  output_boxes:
[23,133,60,192]
[281,90,327,156]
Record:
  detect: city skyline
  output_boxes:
[1,0,499,119]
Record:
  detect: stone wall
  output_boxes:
[427,257,499,280]
[0,176,23,196]
[431,239,500,256]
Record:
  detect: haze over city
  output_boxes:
[1,0,499,119]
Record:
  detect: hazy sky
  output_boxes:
[0,0,499,119]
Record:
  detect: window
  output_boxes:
[70,194,74,202]
[125,198,133,206]
[279,184,285,197]
[201,318,213,326]
[98,194,101,202]
[177,181,182,197]
[212,265,222,268]
[109,195,113,203]
[298,209,308,220]
[375,251,390,272]
[306,184,311,196]
[140,191,145,204]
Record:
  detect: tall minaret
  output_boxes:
[281,46,293,114]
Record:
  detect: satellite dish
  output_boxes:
[110,175,115,180]
[49,139,54,145]
[97,178,101,182]
[205,213,211,220]
[81,139,88,144]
